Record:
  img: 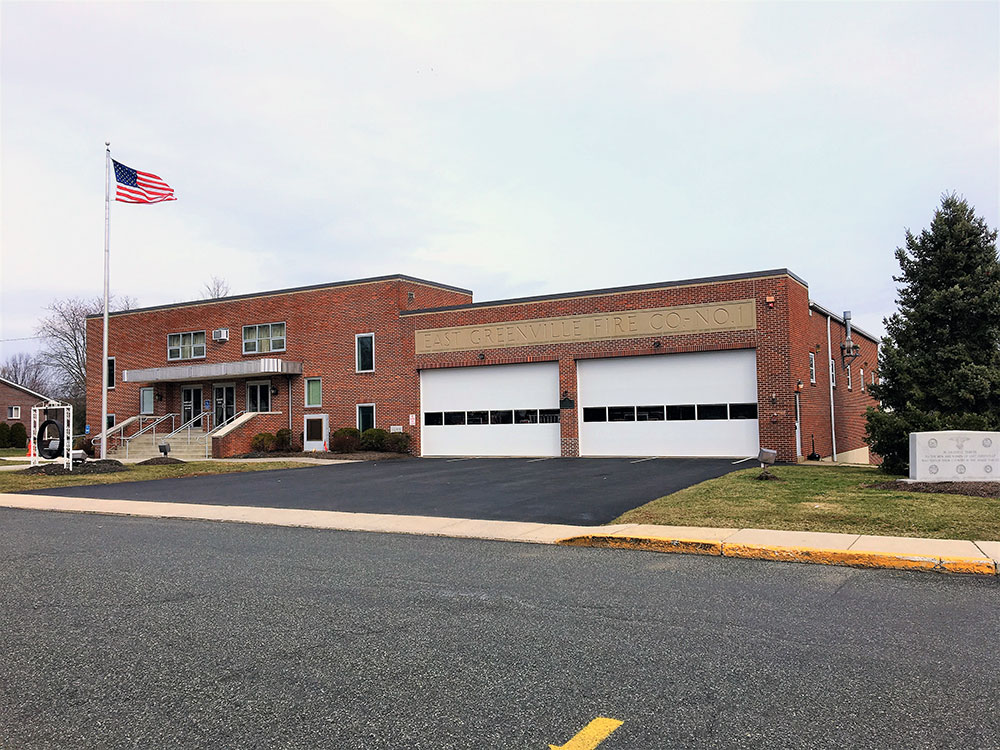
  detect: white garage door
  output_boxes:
[578,350,759,457]
[420,362,561,457]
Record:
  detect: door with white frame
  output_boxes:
[303,414,328,452]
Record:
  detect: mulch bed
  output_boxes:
[231,451,412,461]
[869,480,1000,499]
[21,459,129,476]
[136,456,186,466]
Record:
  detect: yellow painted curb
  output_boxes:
[556,536,998,576]
[559,535,722,556]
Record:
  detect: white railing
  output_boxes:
[121,413,178,458]
[194,410,248,458]
[92,416,139,454]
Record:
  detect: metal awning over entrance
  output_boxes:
[123,358,303,383]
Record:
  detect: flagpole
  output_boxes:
[101,142,110,460]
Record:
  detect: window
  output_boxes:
[608,406,636,422]
[168,331,206,361]
[424,412,443,426]
[582,407,607,422]
[356,333,374,372]
[305,378,322,407]
[729,403,758,419]
[107,356,116,388]
[466,410,489,425]
[514,409,538,424]
[697,404,728,420]
[444,411,465,426]
[490,410,513,424]
[357,403,376,432]
[830,359,836,387]
[106,414,116,429]
[7,406,20,419]
[242,323,285,354]
[666,404,696,421]
[246,382,271,413]
[140,388,154,415]
[538,409,560,424]
[860,368,865,393]
[847,365,853,391]
[809,353,816,384]
[872,371,877,386]
[636,405,665,421]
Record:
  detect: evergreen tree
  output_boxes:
[866,194,1000,473]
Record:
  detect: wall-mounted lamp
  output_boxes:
[795,379,803,392]
[270,386,279,396]
[765,295,776,309]
[477,352,485,360]
[653,341,662,349]
[840,310,860,368]
[155,392,164,402]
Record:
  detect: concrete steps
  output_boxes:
[109,433,211,461]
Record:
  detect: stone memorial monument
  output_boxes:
[909,431,1000,482]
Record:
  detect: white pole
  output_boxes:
[101,142,110,459]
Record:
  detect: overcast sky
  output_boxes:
[1,1,997,358]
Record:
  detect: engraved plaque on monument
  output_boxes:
[909,430,1000,481]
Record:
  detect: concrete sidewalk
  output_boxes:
[1,493,997,576]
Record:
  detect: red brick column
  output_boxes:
[558,357,579,457]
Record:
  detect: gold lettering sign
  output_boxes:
[415,299,756,354]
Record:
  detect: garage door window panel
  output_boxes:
[697,404,729,420]
[583,407,607,422]
[636,406,665,421]
[444,411,466,425]
[729,403,758,419]
[424,412,443,426]
[466,411,489,425]
[538,409,560,424]
[490,410,513,425]
[666,405,696,421]
[608,406,636,422]
[514,409,538,424]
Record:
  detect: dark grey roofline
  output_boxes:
[809,301,880,343]
[400,268,809,316]
[0,375,62,404]
[86,274,474,319]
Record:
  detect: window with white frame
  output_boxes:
[809,353,816,384]
[7,406,20,419]
[305,378,322,408]
[243,323,285,354]
[356,333,374,372]
[860,368,865,393]
[107,356,116,388]
[847,365,853,390]
[830,359,836,387]
[140,387,154,414]
[106,414,116,428]
[167,331,206,361]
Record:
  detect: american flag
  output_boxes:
[112,159,176,203]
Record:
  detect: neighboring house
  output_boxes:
[0,376,61,436]
[85,269,880,462]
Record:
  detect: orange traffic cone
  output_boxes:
[26,435,34,458]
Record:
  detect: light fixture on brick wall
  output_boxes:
[477,352,485,360]
[840,310,860,368]
[765,295,776,309]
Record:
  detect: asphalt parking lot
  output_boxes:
[21,457,741,525]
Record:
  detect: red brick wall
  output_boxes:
[211,412,288,457]
[1,382,45,440]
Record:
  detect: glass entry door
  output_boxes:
[181,387,203,428]
[214,385,236,427]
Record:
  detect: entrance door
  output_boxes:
[214,385,236,427]
[181,387,203,428]
[303,414,328,452]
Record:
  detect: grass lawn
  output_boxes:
[613,465,1000,541]
[0,461,312,494]
[0,447,28,458]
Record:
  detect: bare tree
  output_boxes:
[34,295,137,402]
[0,352,51,394]
[201,276,231,299]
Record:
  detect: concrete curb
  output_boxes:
[558,534,999,576]
[1,493,997,577]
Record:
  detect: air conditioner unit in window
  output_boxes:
[212,328,229,342]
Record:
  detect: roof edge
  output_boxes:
[809,301,880,343]
[401,268,808,316]
[86,274,474,319]
[0,376,62,404]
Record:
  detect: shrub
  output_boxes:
[250,431,277,452]
[9,422,27,450]
[360,428,390,452]
[329,427,360,453]
[275,428,293,452]
[385,432,412,454]
[0,422,10,449]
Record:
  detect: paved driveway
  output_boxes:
[23,457,741,525]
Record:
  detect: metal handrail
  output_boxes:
[122,414,178,458]
[92,417,135,452]
[193,410,249,458]
[165,411,212,441]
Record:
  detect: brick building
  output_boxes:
[1,376,61,440]
[85,269,879,462]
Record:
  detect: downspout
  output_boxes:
[287,375,292,433]
[826,314,837,462]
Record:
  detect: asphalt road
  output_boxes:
[1,509,998,749]
[21,457,741,525]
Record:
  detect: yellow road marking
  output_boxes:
[549,717,624,749]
